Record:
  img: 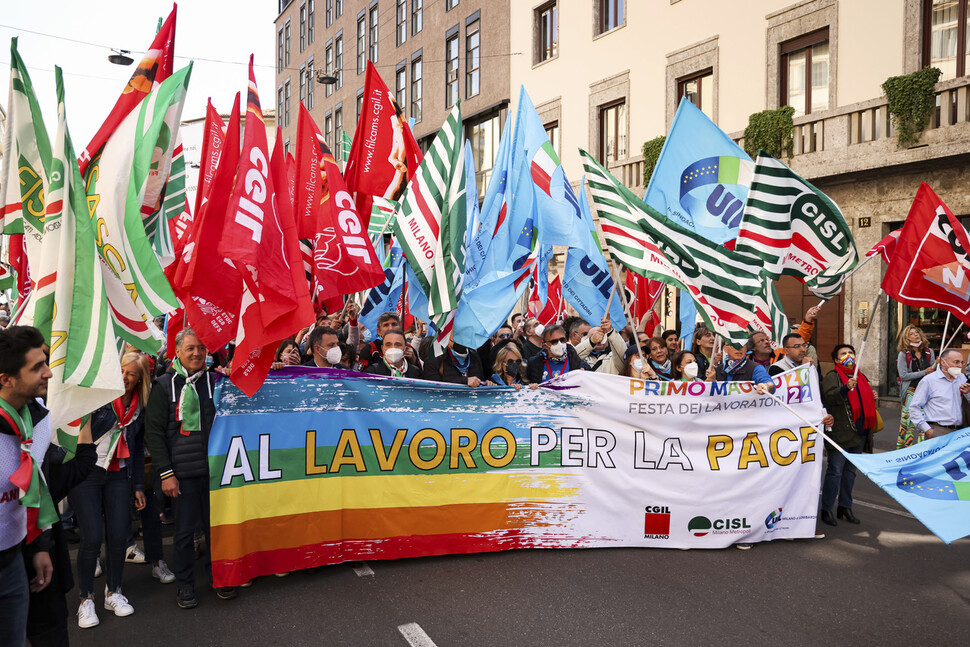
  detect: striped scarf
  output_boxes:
[171,359,203,435]
[0,398,57,542]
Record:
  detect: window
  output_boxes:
[544,121,560,158]
[357,90,364,121]
[307,61,315,108]
[300,3,306,51]
[598,0,624,35]
[277,86,284,124]
[411,57,423,122]
[412,0,423,35]
[277,28,284,72]
[780,28,829,118]
[446,0,458,10]
[468,112,504,199]
[335,107,343,143]
[678,69,713,120]
[446,33,459,108]
[284,80,291,127]
[325,112,333,148]
[536,2,558,64]
[368,4,379,63]
[335,36,344,88]
[308,0,315,43]
[357,15,366,73]
[284,139,291,156]
[326,0,333,27]
[336,0,343,17]
[396,66,407,112]
[396,0,407,46]
[285,21,291,66]
[466,19,480,98]
[325,44,334,96]
[599,100,626,165]
[924,0,970,79]
[300,64,306,104]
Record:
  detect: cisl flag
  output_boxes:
[882,183,970,325]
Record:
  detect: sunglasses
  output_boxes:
[545,337,567,344]
[497,333,512,339]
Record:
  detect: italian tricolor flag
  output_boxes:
[530,140,560,198]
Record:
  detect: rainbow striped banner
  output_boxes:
[209,367,827,586]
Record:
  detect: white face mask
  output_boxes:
[384,348,405,364]
[683,362,699,379]
[947,365,962,379]
[632,358,644,373]
[549,342,566,358]
[326,347,343,365]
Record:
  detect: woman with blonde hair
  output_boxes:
[895,325,936,448]
[490,341,536,390]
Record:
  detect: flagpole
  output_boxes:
[944,321,964,350]
[767,391,846,458]
[815,252,879,308]
[609,259,651,376]
[853,288,884,380]
[604,280,617,320]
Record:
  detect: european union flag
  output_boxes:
[843,428,970,544]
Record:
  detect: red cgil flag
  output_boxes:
[193,99,227,218]
[295,104,386,301]
[624,269,664,328]
[344,61,423,214]
[171,95,243,351]
[866,230,901,264]
[79,5,177,173]
[882,183,970,326]
[225,59,313,396]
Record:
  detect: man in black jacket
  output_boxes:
[422,341,485,386]
[526,325,590,383]
[366,329,422,379]
[144,328,231,609]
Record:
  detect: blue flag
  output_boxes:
[561,179,627,331]
[359,240,405,335]
[843,428,970,544]
[644,98,753,245]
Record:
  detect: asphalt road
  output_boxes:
[64,402,969,647]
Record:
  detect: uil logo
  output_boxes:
[764,508,783,529]
[897,449,970,502]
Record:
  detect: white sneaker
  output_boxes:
[125,545,147,564]
[103,588,135,617]
[94,559,102,578]
[77,598,100,628]
[152,560,175,584]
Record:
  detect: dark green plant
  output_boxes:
[641,136,665,186]
[742,106,795,160]
[882,66,942,148]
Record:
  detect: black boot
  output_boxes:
[820,509,837,526]
[837,506,860,524]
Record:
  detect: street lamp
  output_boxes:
[108,49,134,66]
[315,70,338,85]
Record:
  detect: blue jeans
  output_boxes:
[69,470,131,596]
[0,551,29,646]
[821,441,863,512]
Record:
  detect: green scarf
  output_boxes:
[0,398,58,539]
[171,358,203,434]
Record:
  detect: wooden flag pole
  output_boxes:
[944,321,965,350]
[604,279,618,320]
[853,288,884,380]
[940,312,952,357]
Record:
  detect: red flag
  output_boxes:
[79,5,177,173]
[171,95,243,350]
[866,230,901,264]
[624,270,664,323]
[227,60,314,396]
[193,99,227,218]
[8,233,30,309]
[535,275,564,327]
[882,183,970,326]
[344,61,423,209]
[294,105,385,300]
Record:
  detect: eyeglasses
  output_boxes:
[497,333,512,339]
[545,337,566,344]
[785,343,807,350]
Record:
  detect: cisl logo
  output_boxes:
[687,516,712,537]
[688,515,751,536]
[643,505,671,538]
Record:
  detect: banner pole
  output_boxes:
[603,279,617,320]
[853,288,884,380]
[767,391,846,458]
[944,322,964,350]
[940,312,952,357]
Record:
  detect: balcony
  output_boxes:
[732,76,970,181]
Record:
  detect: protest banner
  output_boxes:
[207,367,825,587]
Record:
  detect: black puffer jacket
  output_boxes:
[144,368,216,481]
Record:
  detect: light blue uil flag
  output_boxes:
[643,97,754,246]
[843,428,970,544]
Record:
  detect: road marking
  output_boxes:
[352,562,375,577]
[854,499,915,519]
[398,623,437,647]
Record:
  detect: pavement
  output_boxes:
[64,401,969,647]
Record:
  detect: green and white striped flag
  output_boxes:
[39,68,124,432]
[368,197,397,238]
[750,275,790,347]
[83,65,192,351]
[0,37,51,270]
[734,152,857,300]
[341,129,352,163]
[391,104,466,327]
[580,149,762,345]
[144,130,188,266]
